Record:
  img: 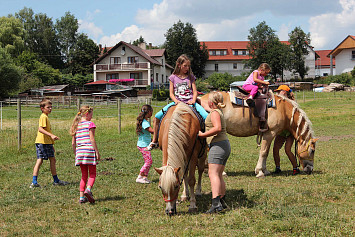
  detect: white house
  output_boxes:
[200,41,318,80]
[93,41,173,88]
[327,35,355,75]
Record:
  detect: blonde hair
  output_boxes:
[172,54,193,77]
[209,91,226,108]
[39,98,52,108]
[70,105,93,136]
[258,63,271,72]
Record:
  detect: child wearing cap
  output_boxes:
[273,85,300,175]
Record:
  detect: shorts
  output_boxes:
[35,143,55,160]
[208,140,231,166]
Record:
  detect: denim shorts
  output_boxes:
[35,143,55,160]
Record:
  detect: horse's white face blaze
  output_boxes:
[154,166,181,215]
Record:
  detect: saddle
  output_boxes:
[230,86,275,133]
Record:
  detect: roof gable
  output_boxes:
[328,35,355,57]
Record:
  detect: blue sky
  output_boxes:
[1,0,355,50]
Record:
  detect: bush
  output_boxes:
[314,73,355,86]
[152,89,169,101]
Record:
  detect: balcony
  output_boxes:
[95,62,149,71]
[110,79,149,87]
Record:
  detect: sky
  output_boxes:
[1,0,355,50]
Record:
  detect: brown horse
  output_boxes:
[200,92,318,178]
[154,103,207,215]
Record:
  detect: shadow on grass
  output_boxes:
[96,195,125,202]
[175,188,256,216]
[226,170,323,177]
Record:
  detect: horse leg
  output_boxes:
[255,134,272,178]
[187,173,197,212]
[180,178,189,202]
[195,156,206,196]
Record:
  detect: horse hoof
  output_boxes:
[256,171,265,178]
[195,192,202,196]
[264,169,271,175]
[180,196,188,202]
[188,207,198,213]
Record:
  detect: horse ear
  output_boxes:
[174,167,181,173]
[312,138,319,143]
[154,167,163,175]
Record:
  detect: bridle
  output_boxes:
[295,139,314,166]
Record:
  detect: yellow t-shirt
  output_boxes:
[35,113,54,144]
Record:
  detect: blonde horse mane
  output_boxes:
[278,95,314,145]
[161,103,196,190]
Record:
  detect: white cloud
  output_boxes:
[309,0,355,49]
[277,24,291,41]
[99,25,142,46]
[78,19,104,39]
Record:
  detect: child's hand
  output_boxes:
[187,100,195,105]
[96,153,101,161]
[51,135,59,141]
[264,81,270,85]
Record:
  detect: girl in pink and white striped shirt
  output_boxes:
[70,105,100,204]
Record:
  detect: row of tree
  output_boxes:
[0,7,99,97]
[0,7,311,98]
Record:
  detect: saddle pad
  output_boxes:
[228,91,276,108]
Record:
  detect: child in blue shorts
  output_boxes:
[30,99,68,188]
[146,54,208,150]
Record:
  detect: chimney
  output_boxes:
[138,42,146,50]
[149,43,152,49]
[99,44,102,52]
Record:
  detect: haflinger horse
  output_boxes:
[200,91,318,178]
[154,102,207,215]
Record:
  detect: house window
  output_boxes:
[233,63,238,69]
[156,73,159,82]
[352,50,355,60]
[215,64,219,72]
[128,56,138,63]
[209,50,216,56]
[130,72,142,79]
[110,57,121,64]
[106,73,119,80]
[233,50,238,56]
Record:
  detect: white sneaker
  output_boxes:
[142,177,151,183]
[30,183,40,188]
[136,177,150,184]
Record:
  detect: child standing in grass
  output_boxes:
[30,98,68,188]
[70,106,100,204]
[136,104,154,184]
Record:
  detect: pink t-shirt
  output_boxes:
[244,70,265,86]
[169,74,196,103]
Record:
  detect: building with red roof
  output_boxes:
[201,41,318,80]
[315,50,336,77]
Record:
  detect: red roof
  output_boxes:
[143,49,165,57]
[85,80,115,85]
[315,50,335,66]
[200,41,290,61]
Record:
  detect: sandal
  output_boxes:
[145,142,158,151]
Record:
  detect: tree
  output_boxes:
[206,72,236,91]
[55,12,78,65]
[288,27,311,80]
[164,20,208,78]
[0,16,25,57]
[68,33,100,75]
[0,48,23,97]
[16,8,63,69]
[267,40,293,81]
[132,36,145,46]
[247,21,279,71]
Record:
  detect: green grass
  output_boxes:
[0,92,354,236]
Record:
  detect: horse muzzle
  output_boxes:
[165,205,177,216]
[303,164,313,175]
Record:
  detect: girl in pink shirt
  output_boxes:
[242,63,271,104]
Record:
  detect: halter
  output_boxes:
[295,139,314,163]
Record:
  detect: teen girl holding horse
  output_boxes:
[146,54,208,150]
[273,85,300,175]
[198,91,231,213]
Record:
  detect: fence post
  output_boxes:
[1,101,2,130]
[77,98,81,111]
[118,99,121,134]
[303,90,305,103]
[17,98,21,150]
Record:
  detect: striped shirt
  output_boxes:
[75,121,97,166]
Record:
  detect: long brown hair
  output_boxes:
[70,105,93,136]
[172,54,193,77]
[136,104,153,135]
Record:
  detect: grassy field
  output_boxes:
[0,91,354,236]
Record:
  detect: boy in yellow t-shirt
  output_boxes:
[30,99,68,188]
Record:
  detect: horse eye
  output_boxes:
[174,185,179,189]
[158,185,162,190]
